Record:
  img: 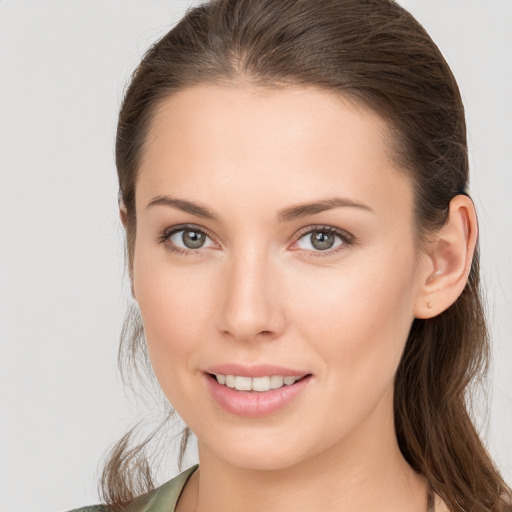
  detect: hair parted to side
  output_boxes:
[102,0,511,510]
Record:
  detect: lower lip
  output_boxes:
[204,374,312,418]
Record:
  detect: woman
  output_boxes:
[71,0,511,511]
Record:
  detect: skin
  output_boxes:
[129,83,476,511]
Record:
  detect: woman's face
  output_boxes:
[132,84,426,470]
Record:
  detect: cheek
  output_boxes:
[132,248,216,388]
[293,246,417,392]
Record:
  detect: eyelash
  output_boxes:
[156,223,355,258]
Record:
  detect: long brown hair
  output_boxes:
[101,1,511,510]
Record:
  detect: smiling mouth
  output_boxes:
[208,373,310,392]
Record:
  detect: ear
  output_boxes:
[119,203,128,227]
[118,197,136,297]
[414,195,478,319]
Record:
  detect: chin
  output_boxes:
[213,443,307,472]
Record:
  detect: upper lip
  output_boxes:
[204,363,310,378]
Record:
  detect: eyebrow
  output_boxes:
[146,195,374,222]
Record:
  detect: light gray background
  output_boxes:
[0,1,510,511]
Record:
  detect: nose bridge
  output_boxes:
[219,239,283,342]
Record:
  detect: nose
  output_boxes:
[218,244,285,344]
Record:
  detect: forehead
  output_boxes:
[137,83,412,224]
[144,83,395,164]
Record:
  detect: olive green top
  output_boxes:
[67,465,198,512]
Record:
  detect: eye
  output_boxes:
[157,223,354,258]
[157,224,216,255]
[293,225,353,256]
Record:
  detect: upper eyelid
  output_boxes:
[160,224,214,242]
[295,224,352,240]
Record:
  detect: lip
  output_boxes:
[203,363,309,378]
[204,371,312,418]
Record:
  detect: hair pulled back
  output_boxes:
[102,1,511,510]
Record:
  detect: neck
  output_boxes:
[179,387,429,512]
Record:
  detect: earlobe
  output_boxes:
[119,206,128,227]
[414,195,478,319]
[119,193,128,227]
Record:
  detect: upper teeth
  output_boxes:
[215,374,301,392]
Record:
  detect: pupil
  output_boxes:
[312,231,334,250]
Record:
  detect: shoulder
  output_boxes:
[64,465,199,512]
